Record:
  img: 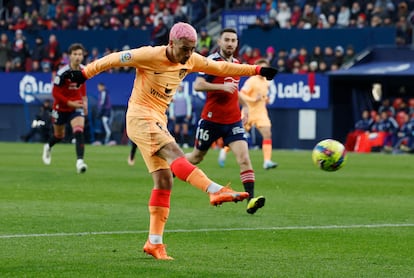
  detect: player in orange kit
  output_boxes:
[66,22,278,260]
[240,58,278,170]
[218,59,278,170]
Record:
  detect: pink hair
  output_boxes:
[169,22,197,42]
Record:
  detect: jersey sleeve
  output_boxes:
[191,53,257,77]
[83,47,152,79]
[240,78,257,102]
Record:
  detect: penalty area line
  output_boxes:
[1,223,413,239]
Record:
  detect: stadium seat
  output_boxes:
[354,131,386,153]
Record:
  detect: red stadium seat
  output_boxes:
[354,131,387,152]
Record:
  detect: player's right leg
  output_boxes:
[42,122,65,165]
[169,150,250,205]
[258,126,278,170]
[42,143,52,165]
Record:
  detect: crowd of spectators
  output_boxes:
[1,0,413,73]
[345,97,414,153]
[0,25,355,73]
[0,30,66,72]
[3,1,413,34]
[238,43,355,73]
[1,0,208,32]
[233,0,413,46]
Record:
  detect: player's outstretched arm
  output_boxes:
[193,53,278,80]
[67,49,144,84]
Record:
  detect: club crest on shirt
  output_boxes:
[179,69,187,79]
[120,52,132,63]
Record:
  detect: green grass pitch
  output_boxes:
[1,142,414,277]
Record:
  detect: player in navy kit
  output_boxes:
[186,28,266,214]
[42,43,88,173]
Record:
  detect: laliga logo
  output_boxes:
[19,75,53,103]
[268,81,320,104]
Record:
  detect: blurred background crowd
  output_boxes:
[1,0,413,73]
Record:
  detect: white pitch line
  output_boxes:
[1,223,413,239]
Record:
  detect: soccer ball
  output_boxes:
[312,139,347,171]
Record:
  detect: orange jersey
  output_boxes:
[240,75,270,117]
[83,46,257,121]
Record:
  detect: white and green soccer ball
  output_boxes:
[312,139,347,172]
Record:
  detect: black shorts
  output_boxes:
[52,108,84,125]
[194,119,246,151]
[174,116,189,125]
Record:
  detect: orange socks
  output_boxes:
[186,168,211,192]
[170,156,212,192]
[262,139,272,162]
[148,189,171,244]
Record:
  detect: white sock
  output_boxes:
[149,235,162,244]
[206,183,223,193]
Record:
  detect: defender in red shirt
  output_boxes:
[42,43,88,174]
[186,28,267,215]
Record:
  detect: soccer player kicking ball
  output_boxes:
[66,22,278,260]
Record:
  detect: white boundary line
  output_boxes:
[1,223,413,239]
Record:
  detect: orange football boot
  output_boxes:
[143,240,174,260]
[209,185,249,206]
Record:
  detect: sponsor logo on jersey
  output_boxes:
[150,88,171,101]
[232,126,245,135]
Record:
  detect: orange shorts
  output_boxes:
[126,105,175,173]
[244,114,271,132]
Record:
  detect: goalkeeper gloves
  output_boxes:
[68,70,88,85]
[256,66,278,80]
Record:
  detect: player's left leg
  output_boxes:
[228,137,265,214]
[71,115,87,173]
[257,126,278,170]
[144,169,174,260]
